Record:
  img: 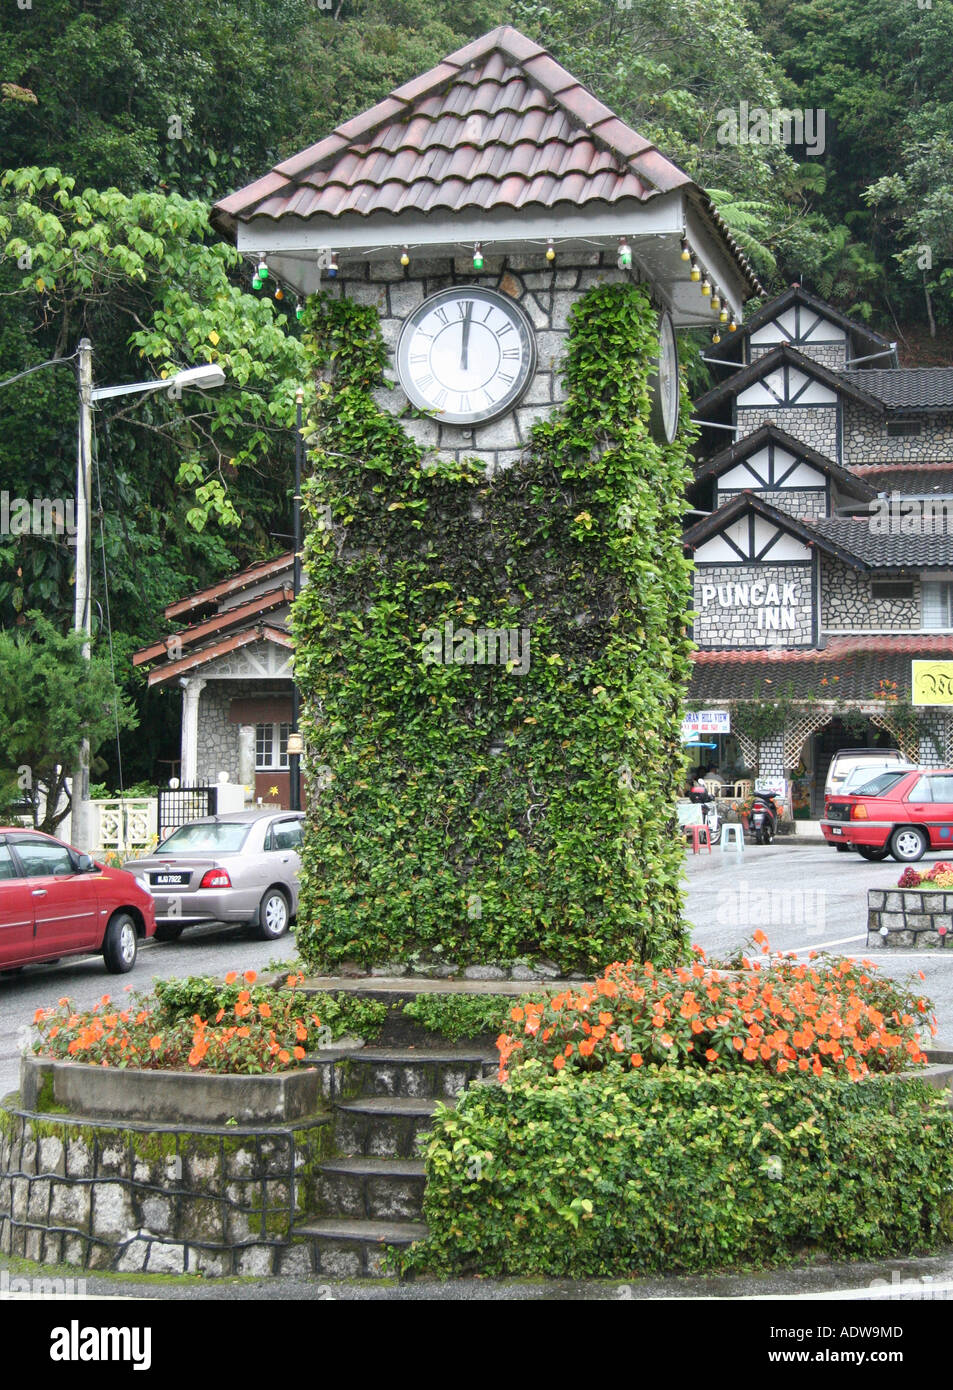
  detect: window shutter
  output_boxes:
[922,581,947,629]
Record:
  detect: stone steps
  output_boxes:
[295,1043,493,1275]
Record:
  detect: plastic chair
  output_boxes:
[720,824,745,852]
[689,824,711,854]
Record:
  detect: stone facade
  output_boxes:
[718,486,827,520]
[867,888,953,949]
[324,250,630,474]
[750,341,846,371]
[195,678,293,786]
[692,562,814,648]
[843,401,953,464]
[735,405,839,460]
[821,558,921,631]
[0,1103,330,1275]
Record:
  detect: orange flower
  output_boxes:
[630,1053,643,1067]
[553,1055,566,1070]
[225,971,238,985]
[149,1036,162,1051]
[704,1048,718,1062]
[258,1002,272,1019]
[293,1046,306,1061]
[243,969,257,985]
[278,1049,291,1064]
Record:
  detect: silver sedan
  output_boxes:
[127,810,304,943]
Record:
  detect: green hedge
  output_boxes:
[292,280,696,973]
[405,1065,953,1277]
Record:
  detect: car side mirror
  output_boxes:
[76,852,96,872]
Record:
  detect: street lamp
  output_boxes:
[72,340,226,848]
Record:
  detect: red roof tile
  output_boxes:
[212,22,752,295]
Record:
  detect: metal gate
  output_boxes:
[157,785,218,840]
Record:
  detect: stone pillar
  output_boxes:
[179,677,207,785]
[238,724,256,799]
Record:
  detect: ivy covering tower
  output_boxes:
[292,281,696,974]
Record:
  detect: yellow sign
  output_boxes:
[912,660,953,705]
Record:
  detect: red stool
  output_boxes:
[689,824,711,854]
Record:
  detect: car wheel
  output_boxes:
[103,912,138,973]
[856,846,889,862]
[154,923,184,943]
[835,843,850,853]
[889,826,928,863]
[255,887,290,940]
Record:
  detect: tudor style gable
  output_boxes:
[706,285,896,373]
[691,423,874,521]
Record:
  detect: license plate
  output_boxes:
[831,827,843,836]
[150,872,190,887]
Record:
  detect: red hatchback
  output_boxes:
[0,828,156,974]
[822,768,953,863]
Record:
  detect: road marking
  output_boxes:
[788,934,866,953]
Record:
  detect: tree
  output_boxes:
[0,614,137,833]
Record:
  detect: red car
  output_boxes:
[0,828,156,974]
[822,768,953,863]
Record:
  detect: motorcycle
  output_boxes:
[687,779,721,846]
[749,791,780,845]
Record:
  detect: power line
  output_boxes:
[0,352,78,392]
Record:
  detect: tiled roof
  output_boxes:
[810,515,953,568]
[164,552,292,620]
[132,587,293,668]
[839,368,953,412]
[693,344,886,416]
[211,26,758,291]
[689,635,953,702]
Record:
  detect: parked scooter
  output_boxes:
[687,778,722,845]
[749,791,780,845]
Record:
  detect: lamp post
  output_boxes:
[288,387,304,811]
[71,353,226,849]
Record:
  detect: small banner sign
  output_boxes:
[680,709,731,740]
[912,660,953,706]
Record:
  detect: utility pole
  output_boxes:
[288,387,304,811]
[72,338,93,849]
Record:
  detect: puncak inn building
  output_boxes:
[686,285,953,813]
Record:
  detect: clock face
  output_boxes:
[647,310,680,444]
[396,286,536,425]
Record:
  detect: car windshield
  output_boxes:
[846,770,909,797]
[155,822,251,854]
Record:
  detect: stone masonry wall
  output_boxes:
[867,888,953,949]
[750,342,847,371]
[0,1102,330,1276]
[821,557,921,630]
[692,562,814,647]
[718,486,827,520]
[843,401,953,465]
[324,250,632,475]
[195,680,293,786]
[736,405,839,461]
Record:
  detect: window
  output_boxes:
[255,722,289,770]
[930,775,953,802]
[0,845,18,881]
[871,579,914,601]
[909,776,933,802]
[265,819,303,852]
[887,419,922,437]
[9,837,75,877]
[156,822,251,854]
[849,771,908,797]
[922,581,953,629]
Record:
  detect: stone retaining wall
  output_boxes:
[867,888,953,948]
[0,1099,331,1275]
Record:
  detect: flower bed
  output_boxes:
[30,970,322,1074]
[496,935,935,1081]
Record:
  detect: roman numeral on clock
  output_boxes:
[495,323,514,337]
[409,353,427,366]
[415,373,434,393]
[434,307,450,325]
[498,371,515,386]
[501,347,520,360]
[458,393,471,413]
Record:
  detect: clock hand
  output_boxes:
[460,303,472,372]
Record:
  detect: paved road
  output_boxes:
[684,839,953,1044]
[1,840,950,1098]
